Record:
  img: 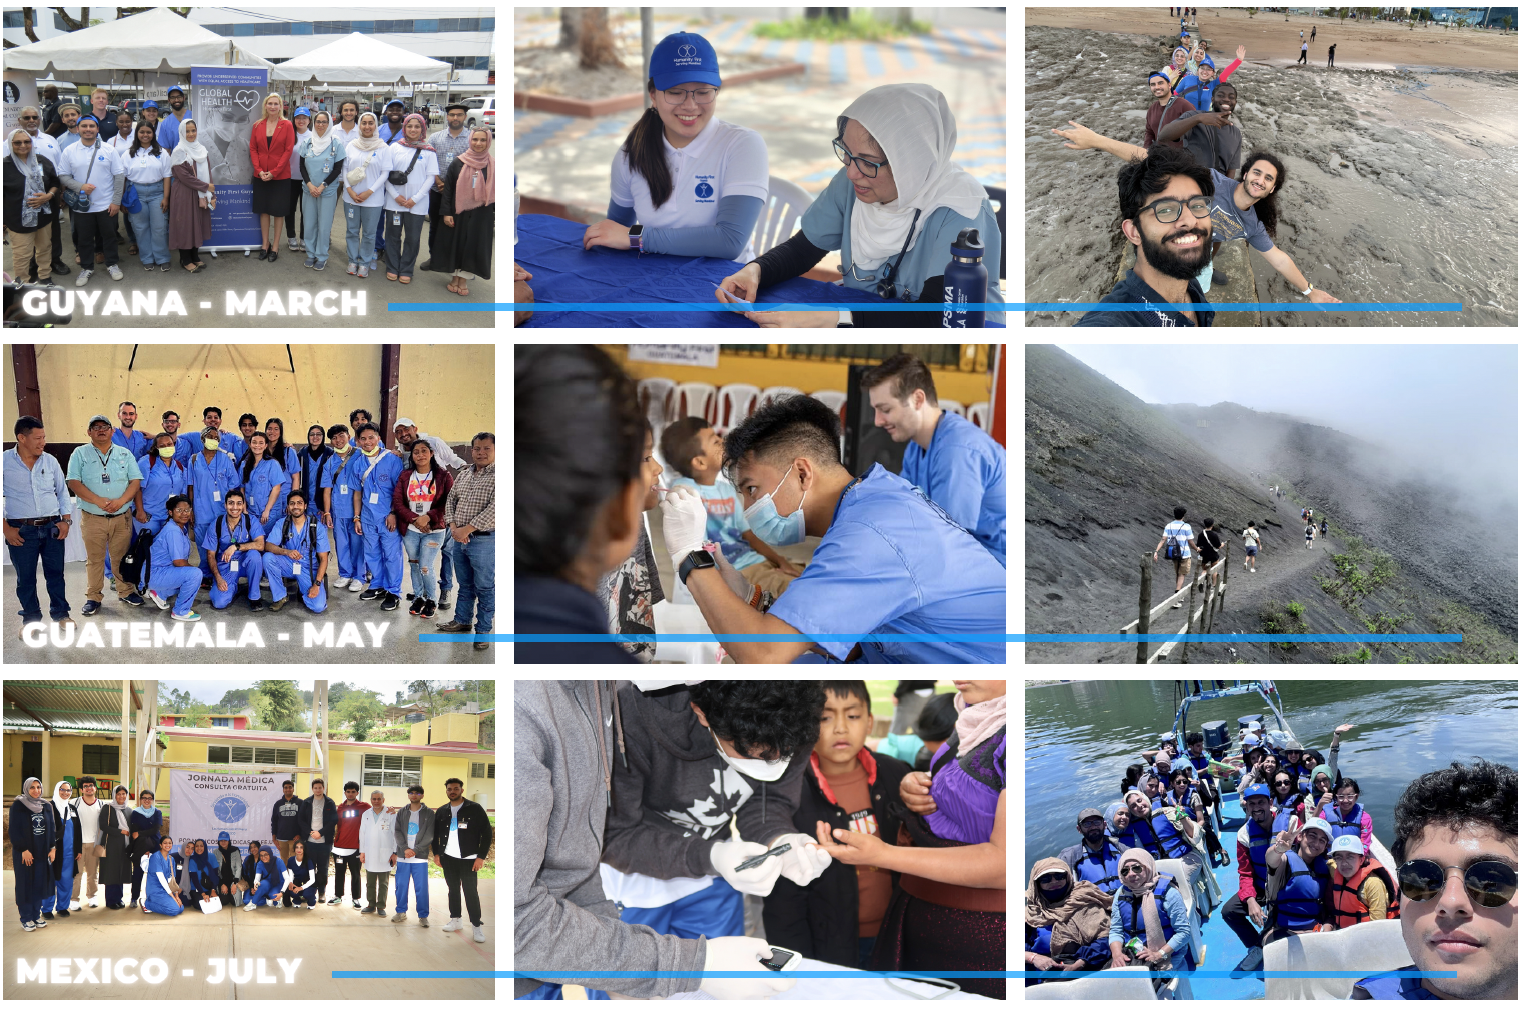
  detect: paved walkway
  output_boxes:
[514,10,1006,220]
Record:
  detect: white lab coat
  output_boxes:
[358,807,396,872]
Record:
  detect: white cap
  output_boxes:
[1302,818,1334,844]
[393,417,416,429]
[1330,835,1364,856]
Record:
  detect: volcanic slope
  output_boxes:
[1025,345,1515,664]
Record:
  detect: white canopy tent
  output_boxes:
[271,32,452,86]
[3,7,275,81]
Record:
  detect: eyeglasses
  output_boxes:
[1398,859,1517,907]
[1140,194,1211,223]
[833,137,889,179]
[660,86,718,106]
[1037,872,1068,885]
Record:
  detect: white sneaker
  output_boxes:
[170,609,202,622]
[472,925,485,943]
[441,917,462,932]
[69,900,82,911]
[89,897,99,908]
[288,237,299,252]
[332,577,350,590]
[107,263,123,281]
[243,902,255,911]
[75,269,93,287]
[348,581,365,592]
[146,589,170,610]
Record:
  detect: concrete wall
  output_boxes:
[4,731,130,797]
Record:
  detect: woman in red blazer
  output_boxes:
[249,93,295,261]
[391,438,455,619]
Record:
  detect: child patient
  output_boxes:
[661,416,802,597]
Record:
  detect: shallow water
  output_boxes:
[1024,679,1518,879]
[1024,27,1519,326]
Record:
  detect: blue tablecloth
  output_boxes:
[514,213,893,328]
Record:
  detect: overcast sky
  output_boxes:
[161,680,449,707]
[1055,344,1518,498]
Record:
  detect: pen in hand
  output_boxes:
[735,842,791,872]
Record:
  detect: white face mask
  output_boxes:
[711,728,790,782]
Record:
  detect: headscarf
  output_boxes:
[169,116,211,207]
[303,112,336,159]
[346,112,386,186]
[397,113,434,151]
[1119,847,1168,954]
[454,128,495,215]
[9,128,49,229]
[952,687,1005,758]
[1104,801,1128,830]
[1026,858,1113,959]
[109,788,133,833]
[838,84,988,272]
[51,780,74,820]
[189,839,214,876]
[16,776,46,814]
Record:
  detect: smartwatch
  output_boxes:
[628,224,644,251]
[1300,283,1313,296]
[678,548,716,586]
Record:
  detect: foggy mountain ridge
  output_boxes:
[1026,345,1517,663]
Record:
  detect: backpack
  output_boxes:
[119,527,157,589]
[1164,522,1186,560]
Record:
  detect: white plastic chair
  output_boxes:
[1025,965,1161,1000]
[1263,918,1410,1000]
[715,383,761,434]
[810,389,847,415]
[967,400,990,431]
[1156,858,1206,969]
[759,385,806,409]
[637,377,675,433]
[752,175,813,255]
[674,381,716,425]
[939,398,965,417]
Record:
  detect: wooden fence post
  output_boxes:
[1137,554,1152,664]
[1179,566,1197,664]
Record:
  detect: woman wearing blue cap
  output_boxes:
[582,31,768,263]
[284,107,311,253]
[717,83,1003,326]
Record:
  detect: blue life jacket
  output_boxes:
[1030,924,1053,957]
[1159,789,1201,822]
[1188,752,1211,772]
[1120,810,1191,860]
[1071,838,1126,894]
[1271,848,1329,931]
[1322,801,1365,842]
[1244,810,1294,893]
[1352,968,1441,1000]
[1117,877,1192,967]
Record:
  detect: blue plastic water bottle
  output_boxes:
[942,228,986,328]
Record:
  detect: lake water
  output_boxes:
[1025,679,1518,879]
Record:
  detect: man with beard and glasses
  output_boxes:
[1059,807,1129,896]
[157,86,192,154]
[1054,123,1342,309]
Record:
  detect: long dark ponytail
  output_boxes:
[1239,149,1286,240]
[621,79,674,209]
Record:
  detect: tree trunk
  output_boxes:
[22,7,40,43]
[579,8,622,70]
[558,7,581,50]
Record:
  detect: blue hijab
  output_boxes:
[257,844,287,877]
[188,839,215,878]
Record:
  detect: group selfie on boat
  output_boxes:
[1025,681,1518,1001]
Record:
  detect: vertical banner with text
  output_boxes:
[190,65,266,249]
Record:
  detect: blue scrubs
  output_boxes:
[176,430,241,463]
[156,110,191,154]
[766,463,1007,664]
[41,805,77,914]
[186,450,240,577]
[283,856,318,907]
[133,456,187,537]
[113,428,151,459]
[163,433,195,468]
[323,450,366,581]
[619,876,745,939]
[246,849,289,907]
[143,850,182,916]
[240,458,288,527]
[345,450,405,594]
[272,445,301,511]
[146,521,201,617]
[264,515,331,612]
[900,411,1006,565]
[200,512,265,609]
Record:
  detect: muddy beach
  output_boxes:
[1024,13,1518,326]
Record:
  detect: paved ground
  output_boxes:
[514,8,1006,220]
[5,563,495,665]
[2,872,494,998]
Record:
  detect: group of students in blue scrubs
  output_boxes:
[513,345,1007,664]
[575,32,1003,327]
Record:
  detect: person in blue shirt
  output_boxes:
[156,86,190,155]
[859,353,1005,564]
[282,839,319,908]
[244,845,290,910]
[185,426,241,581]
[658,394,1007,663]
[236,431,287,528]
[112,401,151,460]
[320,424,366,590]
[262,489,331,613]
[1172,47,1245,111]
[264,417,302,508]
[297,424,335,523]
[133,432,187,538]
[344,422,405,611]
[143,495,203,621]
[4,416,74,627]
[141,834,183,917]
[157,410,195,467]
[179,406,243,463]
[202,487,266,611]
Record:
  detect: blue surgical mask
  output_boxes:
[742,468,806,546]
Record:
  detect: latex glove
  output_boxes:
[706,543,753,602]
[770,832,832,886]
[700,935,796,1000]
[709,835,783,897]
[660,483,709,572]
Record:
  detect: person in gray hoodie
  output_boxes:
[515,680,794,1000]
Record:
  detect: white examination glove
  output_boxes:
[660,484,709,573]
[770,832,833,886]
[700,935,796,1000]
[709,834,783,897]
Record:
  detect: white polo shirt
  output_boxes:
[609,116,769,262]
[57,140,125,213]
[4,130,62,169]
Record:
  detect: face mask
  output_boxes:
[203,438,220,451]
[158,446,174,458]
[741,468,806,547]
[361,445,379,457]
[712,729,790,782]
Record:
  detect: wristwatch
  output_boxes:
[1300,283,1313,296]
[628,224,644,251]
[678,548,716,586]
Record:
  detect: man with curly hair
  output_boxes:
[1353,760,1518,1000]
[602,681,832,942]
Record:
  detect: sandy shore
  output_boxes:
[1025,7,1519,70]
[1024,12,1518,327]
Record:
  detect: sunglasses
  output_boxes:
[1120,864,1148,876]
[1398,859,1518,908]
[1037,872,1068,885]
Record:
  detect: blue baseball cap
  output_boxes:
[293,106,311,119]
[1243,784,1272,800]
[649,32,721,92]
[1198,55,1216,69]
[142,100,159,109]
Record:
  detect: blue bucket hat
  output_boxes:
[649,32,722,92]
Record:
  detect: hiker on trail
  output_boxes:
[1241,520,1261,572]
[1319,519,1328,539]
[1196,517,1224,590]
[1305,523,1316,547]
[1153,506,1195,604]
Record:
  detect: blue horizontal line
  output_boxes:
[1029,302,1463,311]
[496,634,1461,643]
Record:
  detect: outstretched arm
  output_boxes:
[1258,245,1341,302]
[1219,45,1248,80]
[1158,109,1229,144]
[1051,121,1147,162]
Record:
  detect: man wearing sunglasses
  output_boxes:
[1354,760,1518,1000]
